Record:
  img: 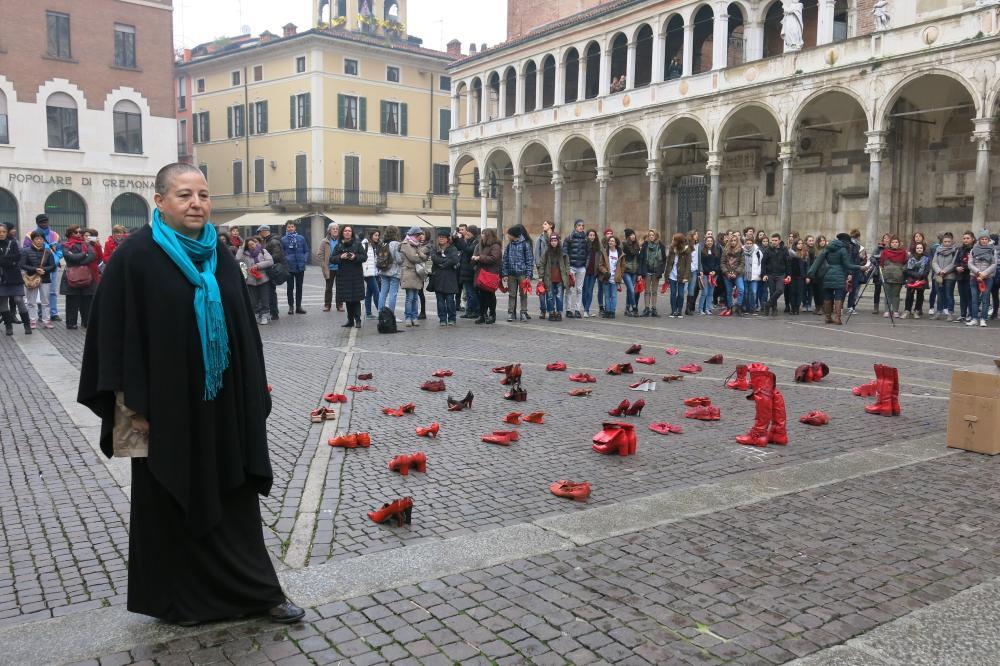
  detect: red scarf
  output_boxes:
[881,248,907,265]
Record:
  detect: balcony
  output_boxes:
[267,188,387,211]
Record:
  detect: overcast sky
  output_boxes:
[173,0,507,53]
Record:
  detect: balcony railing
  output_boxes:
[267,188,387,209]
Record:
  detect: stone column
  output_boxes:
[515,69,525,115]
[647,159,662,233]
[744,21,762,61]
[972,117,994,230]
[864,130,888,251]
[498,77,508,118]
[712,1,729,70]
[779,141,796,238]
[578,54,588,100]
[817,0,836,45]
[682,24,694,77]
[554,56,565,105]
[652,27,665,83]
[625,43,636,90]
[451,94,460,128]
[466,83,475,125]
[707,151,722,231]
[449,183,459,231]
[599,47,611,96]
[535,65,544,108]
[480,179,490,229]
[552,171,565,234]
[597,166,611,230]
[512,175,525,230]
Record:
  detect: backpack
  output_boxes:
[375,241,393,271]
[377,306,398,334]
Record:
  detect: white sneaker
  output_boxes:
[946,311,954,322]
[901,312,910,319]
[914,312,922,319]
[928,308,936,316]
[966,318,977,326]
[883,311,890,318]
[981,319,988,327]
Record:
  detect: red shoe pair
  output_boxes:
[685,405,721,421]
[569,388,593,396]
[736,365,787,447]
[794,362,830,383]
[800,411,829,426]
[608,399,645,417]
[635,357,656,365]
[679,364,703,374]
[347,385,376,392]
[421,379,446,392]
[328,432,371,448]
[482,430,519,445]
[310,407,337,422]
[570,373,598,383]
[432,369,454,378]
[415,423,440,438]
[649,422,683,435]
[592,422,637,456]
[368,497,413,526]
[864,364,901,416]
[549,480,591,501]
[324,393,348,403]
[383,403,416,417]
[606,363,634,375]
[683,396,711,407]
[388,452,427,475]
[546,361,567,371]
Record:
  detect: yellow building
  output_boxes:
[175,0,492,250]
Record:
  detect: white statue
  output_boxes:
[873,0,891,32]
[781,1,804,52]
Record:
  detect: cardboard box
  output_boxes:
[947,364,1000,455]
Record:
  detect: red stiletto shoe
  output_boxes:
[569,388,593,396]
[492,364,514,374]
[388,454,412,476]
[446,392,472,411]
[635,357,656,365]
[409,452,427,473]
[368,497,413,527]
[625,344,642,355]
[661,374,683,382]
[401,403,416,414]
[608,399,630,416]
[499,364,522,386]
[549,480,591,501]
[310,407,336,422]
[432,369,454,378]
[324,393,348,403]
[625,399,645,416]
[705,354,724,364]
[649,422,684,435]
[727,365,750,390]
[683,396,711,407]
[852,379,878,397]
[382,407,404,417]
[503,412,522,425]
[523,412,545,424]
[546,361,567,371]
[679,363,703,374]
[684,405,721,421]
[357,372,374,380]
[799,410,829,426]
[570,373,597,383]
[415,422,440,437]
[421,379,446,392]
[664,348,679,356]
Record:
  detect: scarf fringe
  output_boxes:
[202,298,231,401]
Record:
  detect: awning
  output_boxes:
[222,212,301,230]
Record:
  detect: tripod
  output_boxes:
[845,264,895,327]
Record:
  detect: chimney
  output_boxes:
[469,43,477,55]
[480,42,487,53]
[447,39,462,57]
[283,23,297,37]
[183,48,192,62]
[259,30,276,43]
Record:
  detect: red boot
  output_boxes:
[735,368,773,447]
[409,452,427,473]
[608,399,630,416]
[388,455,412,475]
[727,365,749,391]
[592,422,628,455]
[415,422,440,437]
[768,385,788,445]
[887,366,901,416]
[864,364,898,416]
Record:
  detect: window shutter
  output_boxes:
[439,109,451,141]
[400,103,408,136]
[380,101,388,134]
[193,116,200,143]
[227,107,233,138]
[204,114,210,142]
[337,94,345,129]
[302,93,311,127]
[248,105,255,135]
[379,159,388,193]
[260,102,268,134]
[290,95,296,129]
[398,161,404,193]
[359,97,367,132]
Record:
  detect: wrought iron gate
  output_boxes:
[677,175,707,234]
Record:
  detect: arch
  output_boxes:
[503,66,517,117]
[111,192,150,231]
[518,140,553,179]
[470,77,483,123]
[523,61,538,111]
[113,99,141,115]
[0,88,8,144]
[46,91,79,150]
[653,113,711,154]
[584,41,601,99]
[664,15,685,80]
[634,24,654,88]
[563,48,580,103]
[610,32,628,91]
[540,54,556,108]
[791,85,872,134]
[454,81,468,127]
[692,5,714,74]
[483,147,514,201]
[451,152,480,198]
[557,134,599,173]
[0,188,17,229]
[487,72,501,121]
[113,98,143,154]
[726,3,746,67]
[384,0,399,21]
[792,88,870,154]
[44,189,87,236]
[715,101,784,153]
[762,1,784,58]
[604,125,650,166]
[876,69,981,131]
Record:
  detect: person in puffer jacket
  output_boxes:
[281,221,310,315]
[968,229,997,326]
[501,224,534,322]
[902,242,930,319]
[562,219,589,317]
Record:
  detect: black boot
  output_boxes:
[23,316,32,335]
[2,311,13,336]
[685,296,695,316]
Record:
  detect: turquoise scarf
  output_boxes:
[151,209,230,400]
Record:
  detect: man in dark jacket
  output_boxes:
[431,230,461,325]
[454,225,480,318]
[257,225,285,320]
[761,233,789,317]
[562,219,589,317]
[502,224,534,322]
[281,221,309,315]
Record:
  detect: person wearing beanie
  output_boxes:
[533,221,555,319]
[621,228,641,316]
[430,229,461,326]
[454,224,481,319]
[400,226,429,326]
[539,233,570,321]
[255,225,286,321]
[501,224,534,322]
[24,213,62,321]
[562,219,589,318]
[968,229,997,327]
[930,232,958,320]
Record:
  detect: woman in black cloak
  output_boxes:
[78,163,304,626]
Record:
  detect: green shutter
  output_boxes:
[227,107,233,138]
[439,109,450,141]
[248,105,255,135]
[302,93,311,127]
[380,101,388,134]
[398,160,404,193]
[290,95,296,129]
[204,113,210,142]
[379,159,387,193]
[337,94,346,129]
[359,97,367,132]
[400,103,408,136]
[193,116,200,143]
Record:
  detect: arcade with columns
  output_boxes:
[446,0,1000,248]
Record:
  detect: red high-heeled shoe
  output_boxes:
[482,430,519,445]
[324,393,348,404]
[415,422,440,437]
[705,354,724,364]
[432,370,454,378]
[502,412,522,425]
[492,364,514,374]
[649,422,683,435]
[421,379,446,392]
[546,361,567,371]
[683,396,711,407]
[625,344,642,355]
[523,412,545,424]
[799,410,829,426]
[635,357,656,365]
[401,403,416,414]
[409,452,427,473]
[592,422,636,456]
[549,480,591,501]
[347,385,376,392]
[368,497,413,527]
[504,387,528,401]
[382,407,404,417]
[499,364,522,386]
[357,372,374,380]
[664,348,679,356]
[388,454,412,475]
[608,399,630,416]
[625,399,645,416]
[570,373,597,383]
[569,388,593,396]
[684,405,720,421]
[446,392,472,412]
[678,363,703,374]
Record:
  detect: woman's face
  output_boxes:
[587,231,597,242]
[372,231,380,243]
[806,236,815,247]
[881,233,891,245]
[691,231,699,243]
[647,231,655,242]
[342,226,353,242]
[0,226,7,241]
[626,232,635,242]
[542,221,552,234]
[942,236,953,247]
[915,243,925,255]
[549,237,559,248]
[963,233,974,246]
[608,237,618,249]
[914,233,925,244]
[794,240,804,251]
[705,237,714,248]
[818,238,827,248]
[247,239,258,251]
[32,235,44,249]
[979,236,991,246]
[890,238,901,249]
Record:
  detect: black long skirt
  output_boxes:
[127,459,285,624]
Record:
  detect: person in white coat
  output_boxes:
[362,229,381,319]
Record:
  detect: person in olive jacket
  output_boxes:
[539,233,571,321]
[332,226,366,329]
[807,232,860,325]
[638,230,667,317]
[430,230,461,326]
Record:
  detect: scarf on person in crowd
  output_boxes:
[970,242,995,264]
[151,208,229,401]
[743,245,754,282]
[405,234,421,246]
[881,248,907,265]
[934,244,957,266]
[906,254,929,271]
[249,244,262,261]
[644,242,661,266]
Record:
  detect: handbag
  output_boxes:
[66,264,93,289]
[268,261,290,285]
[23,246,47,289]
[475,268,500,293]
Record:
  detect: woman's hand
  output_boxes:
[35,268,45,275]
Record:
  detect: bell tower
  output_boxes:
[314,0,407,37]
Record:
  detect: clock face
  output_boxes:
[800,137,813,151]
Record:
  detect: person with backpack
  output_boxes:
[377,226,404,316]
[362,229,381,319]
[60,225,99,329]
[430,229,461,326]
[501,224,534,322]
[539,233,570,321]
[638,229,667,317]
[454,225,480,319]
[281,221,309,315]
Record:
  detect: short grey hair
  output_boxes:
[326,222,339,233]
[155,163,205,195]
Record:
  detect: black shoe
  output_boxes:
[269,600,306,624]
[640,308,650,317]
[418,312,426,320]
[51,315,62,322]
[288,308,295,315]
[342,320,354,328]
[486,315,496,324]
[507,314,515,322]
[296,308,307,314]
[651,308,660,317]
[175,619,201,628]
[66,325,78,330]
[355,321,362,329]
[475,317,486,324]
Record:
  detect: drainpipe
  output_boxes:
[429,72,435,209]
[244,66,251,209]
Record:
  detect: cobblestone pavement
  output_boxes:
[3,271,998,663]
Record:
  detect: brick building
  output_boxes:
[0,0,177,238]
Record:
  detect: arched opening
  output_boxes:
[692,6,715,74]
[357,0,375,32]
[541,55,556,108]
[487,72,500,120]
[503,67,517,117]
[803,0,819,49]
[471,78,483,123]
[524,62,538,111]
[563,49,579,103]
[0,89,9,144]
[726,3,745,67]
[46,92,79,150]
[519,141,555,233]
[111,192,149,231]
[833,0,849,41]
[0,188,17,229]
[584,42,601,99]
[113,99,143,154]
[336,0,346,19]
[558,136,599,233]
[664,16,684,80]
[763,2,784,58]
[384,0,399,21]
[718,105,783,230]
[454,155,479,200]
[610,33,628,92]
[634,25,654,88]
[455,82,468,127]
[44,189,86,236]
[658,117,711,235]
[483,149,515,235]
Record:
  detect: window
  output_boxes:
[199,164,208,180]
[177,78,186,110]
[337,94,366,131]
[295,56,306,73]
[113,100,142,154]
[386,66,400,83]
[439,75,451,92]
[46,93,78,149]
[196,78,205,93]
[473,168,480,198]
[290,93,311,129]
[379,159,404,193]
[253,65,263,82]
[249,101,268,135]
[0,91,8,145]
[380,101,407,136]
[254,158,265,193]
[46,12,71,59]
[232,71,242,87]
[114,24,136,68]
[193,111,210,143]
[233,160,243,195]
[344,59,358,76]
[438,109,450,141]
[177,119,187,156]
[227,105,245,138]
[432,164,449,196]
